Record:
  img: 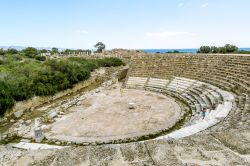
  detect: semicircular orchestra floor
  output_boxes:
[45,85,183,144]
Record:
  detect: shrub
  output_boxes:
[225,44,238,53]
[0,81,14,116]
[0,49,5,55]
[0,57,123,115]
[35,56,46,61]
[198,46,211,53]
[22,47,38,57]
[6,48,18,54]
[197,44,238,54]
[97,57,124,67]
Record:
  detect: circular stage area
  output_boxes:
[45,86,183,144]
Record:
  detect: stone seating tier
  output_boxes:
[126,76,236,138]
[125,54,250,132]
[129,55,250,95]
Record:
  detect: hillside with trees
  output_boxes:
[0,52,124,116]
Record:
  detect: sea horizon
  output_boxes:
[1,46,250,53]
[142,48,250,53]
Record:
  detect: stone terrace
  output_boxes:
[126,54,250,132]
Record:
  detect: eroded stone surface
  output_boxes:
[45,88,182,143]
[3,130,249,166]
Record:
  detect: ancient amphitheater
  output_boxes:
[1,53,250,166]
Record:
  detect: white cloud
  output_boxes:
[178,2,184,7]
[146,31,195,38]
[76,30,89,34]
[201,3,209,8]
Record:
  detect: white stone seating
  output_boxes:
[186,89,208,108]
[244,94,250,111]
[166,77,203,93]
[167,81,192,92]
[214,102,233,120]
[126,77,147,88]
[13,142,67,150]
[195,87,219,106]
[157,99,234,140]
[216,89,235,102]
[127,54,250,130]
[126,76,235,138]
[193,89,212,106]
[145,78,169,91]
[207,89,223,103]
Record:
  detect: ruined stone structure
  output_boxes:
[126,54,250,132]
[1,54,250,165]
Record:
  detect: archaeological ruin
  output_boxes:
[0,53,250,165]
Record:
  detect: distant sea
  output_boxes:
[142,48,250,53]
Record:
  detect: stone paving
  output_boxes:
[44,85,183,144]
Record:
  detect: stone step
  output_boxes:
[12,142,68,150]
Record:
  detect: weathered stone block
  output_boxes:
[14,111,23,118]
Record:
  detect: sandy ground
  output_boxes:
[45,86,182,143]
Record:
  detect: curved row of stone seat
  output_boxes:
[129,55,250,95]
[157,101,233,140]
[125,76,235,138]
[126,77,147,88]
[128,54,250,130]
[217,93,250,131]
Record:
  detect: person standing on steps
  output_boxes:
[201,108,206,119]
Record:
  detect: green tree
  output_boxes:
[0,81,15,115]
[62,49,71,55]
[7,48,18,54]
[0,48,5,55]
[23,47,38,57]
[210,46,219,53]
[224,44,238,53]
[94,42,105,53]
[218,47,227,54]
[40,49,49,53]
[0,57,123,115]
[198,46,211,53]
[51,47,59,54]
[35,56,46,61]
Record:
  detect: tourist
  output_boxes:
[201,108,206,119]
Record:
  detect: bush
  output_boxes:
[0,57,123,115]
[97,57,124,67]
[22,47,38,57]
[218,47,227,54]
[197,44,238,54]
[6,48,18,54]
[0,81,14,116]
[0,49,5,55]
[198,46,211,53]
[35,56,46,61]
[225,44,238,53]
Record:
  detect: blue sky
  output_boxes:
[0,0,250,49]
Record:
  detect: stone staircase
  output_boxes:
[125,54,250,134]
[126,76,235,137]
